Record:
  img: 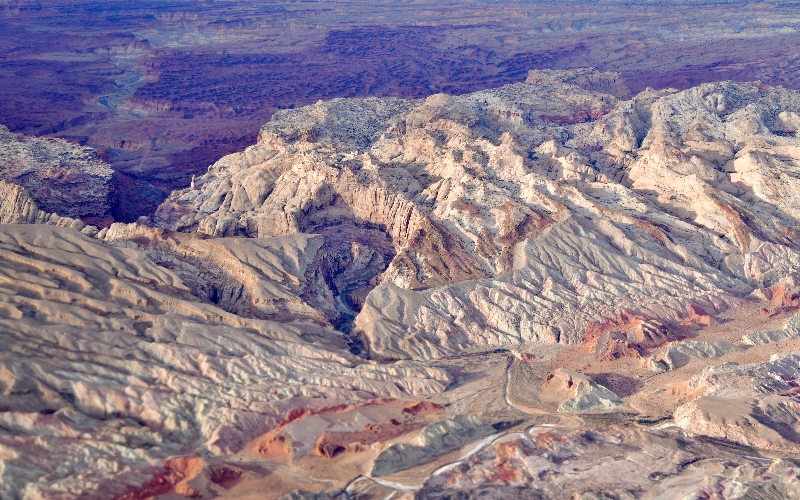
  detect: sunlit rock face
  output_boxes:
[674,350,800,452]
[0,180,93,233]
[161,69,800,360]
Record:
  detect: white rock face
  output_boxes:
[370,415,494,477]
[541,368,621,413]
[742,309,800,345]
[0,224,450,498]
[0,180,95,234]
[159,70,800,359]
[10,69,800,497]
[645,340,739,372]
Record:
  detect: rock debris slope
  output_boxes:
[159,69,800,360]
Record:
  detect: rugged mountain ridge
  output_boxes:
[156,69,800,360]
[0,223,451,498]
[0,125,114,226]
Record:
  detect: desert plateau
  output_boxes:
[4,1,800,499]
[4,0,800,220]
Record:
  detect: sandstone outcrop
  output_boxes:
[743,309,800,345]
[0,180,100,235]
[416,427,800,500]
[0,125,113,224]
[8,69,800,498]
[675,354,800,451]
[645,340,740,372]
[158,69,800,360]
[582,312,682,361]
[370,415,495,477]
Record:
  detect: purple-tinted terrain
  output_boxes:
[8,3,800,499]
[3,0,800,220]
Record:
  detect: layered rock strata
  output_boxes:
[0,224,450,498]
[8,69,800,498]
[159,69,800,360]
[415,427,800,499]
[541,369,621,413]
[0,180,96,234]
[675,353,800,451]
[370,415,495,477]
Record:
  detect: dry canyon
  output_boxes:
[5,67,800,499]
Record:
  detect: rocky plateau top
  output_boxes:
[0,125,114,225]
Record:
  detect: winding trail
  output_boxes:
[343,354,583,498]
[343,355,783,499]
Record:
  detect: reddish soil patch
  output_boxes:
[403,401,443,416]
[113,456,204,500]
[247,398,400,460]
[678,304,712,328]
[314,419,425,458]
[583,311,683,361]
[758,283,800,317]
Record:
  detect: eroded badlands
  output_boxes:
[4,69,800,498]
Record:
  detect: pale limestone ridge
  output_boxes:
[101,222,332,325]
[742,309,800,345]
[675,354,800,451]
[370,414,494,477]
[0,125,113,222]
[541,368,622,413]
[645,340,740,372]
[155,69,800,359]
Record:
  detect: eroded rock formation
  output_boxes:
[7,69,800,499]
[0,224,449,498]
[0,125,114,225]
[158,69,800,361]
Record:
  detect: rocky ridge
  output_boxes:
[0,223,449,498]
[541,368,622,413]
[675,352,800,452]
[0,180,97,234]
[0,125,114,225]
[157,69,800,360]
